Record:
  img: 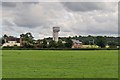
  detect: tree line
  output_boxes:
[0,33,119,48]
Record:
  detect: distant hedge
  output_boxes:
[1,46,119,50]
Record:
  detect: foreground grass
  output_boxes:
[2,50,118,78]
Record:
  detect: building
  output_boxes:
[72,39,83,48]
[53,27,60,42]
[2,36,20,47]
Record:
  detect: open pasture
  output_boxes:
[2,50,118,78]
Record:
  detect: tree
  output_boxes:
[3,34,8,43]
[26,32,34,43]
[35,39,42,48]
[48,40,57,48]
[107,41,117,48]
[20,32,34,47]
[88,35,92,37]
[42,38,47,48]
[95,36,107,48]
[57,40,64,48]
[20,32,34,42]
[65,37,73,48]
[0,38,5,44]
[79,35,82,37]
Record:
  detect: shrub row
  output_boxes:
[1,46,119,50]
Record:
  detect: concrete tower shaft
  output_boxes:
[53,27,60,42]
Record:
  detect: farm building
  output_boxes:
[2,36,20,47]
[72,39,83,48]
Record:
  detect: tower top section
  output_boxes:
[53,27,60,32]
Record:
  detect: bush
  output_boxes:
[2,47,119,50]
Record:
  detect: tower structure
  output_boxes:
[20,34,23,46]
[53,27,60,42]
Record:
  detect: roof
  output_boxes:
[72,39,82,44]
[7,36,20,42]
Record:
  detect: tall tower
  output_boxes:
[20,34,23,46]
[53,27,60,42]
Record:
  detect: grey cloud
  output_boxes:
[2,2,118,39]
[3,19,14,26]
[2,2,17,7]
[10,2,68,28]
[86,23,118,35]
[2,2,39,8]
[61,2,117,12]
[3,2,44,28]
[22,2,39,4]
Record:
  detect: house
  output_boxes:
[72,39,83,48]
[2,36,20,47]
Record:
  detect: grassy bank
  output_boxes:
[2,50,118,78]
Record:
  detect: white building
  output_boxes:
[72,39,83,48]
[2,37,20,47]
[2,41,20,47]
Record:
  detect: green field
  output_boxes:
[2,50,118,78]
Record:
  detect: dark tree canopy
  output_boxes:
[42,38,47,48]
[1,33,119,49]
[65,37,73,48]
[57,40,64,48]
[20,32,34,47]
[48,40,57,48]
[95,36,107,48]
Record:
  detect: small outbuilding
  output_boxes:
[72,39,83,48]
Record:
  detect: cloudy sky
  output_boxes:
[1,1,118,39]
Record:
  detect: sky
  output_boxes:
[1,0,119,39]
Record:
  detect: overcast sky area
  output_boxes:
[1,1,118,39]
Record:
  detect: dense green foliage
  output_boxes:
[20,32,34,47]
[48,40,57,48]
[0,38,5,44]
[49,35,119,48]
[2,50,118,78]
[57,40,65,48]
[65,37,73,48]
[95,36,107,48]
[67,35,119,48]
[1,33,119,48]
[42,38,47,48]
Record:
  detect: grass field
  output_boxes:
[2,50,118,78]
